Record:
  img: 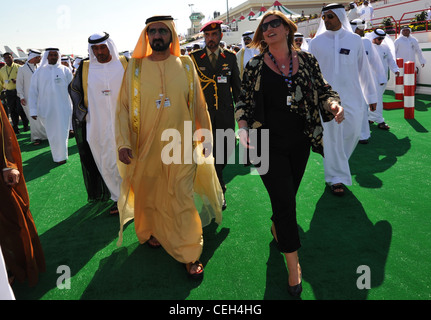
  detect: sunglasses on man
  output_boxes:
[322,13,336,20]
[261,18,283,32]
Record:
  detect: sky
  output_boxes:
[1,0,245,57]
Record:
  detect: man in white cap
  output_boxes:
[366,28,399,130]
[16,49,48,145]
[350,19,386,143]
[294,32,309,52]
[347,2,360,22]
[116,15,222,279]
[236,30,259,79]
[28,48,73,165]
[394,26,426,69]
[309,3,377,196]
[69,32,127,214]
[61,56,73,71]
[359,0,374,29]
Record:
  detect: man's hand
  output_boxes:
[32,116,37,120]
[3,168,20,187]
[202,142,212,158]
[20,99,26,106]
[330,102,344,124]
[369,103,377,112]
[119,148,133,165]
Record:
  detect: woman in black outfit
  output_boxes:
[235,11,344,297]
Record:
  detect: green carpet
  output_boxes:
[9,93,431,300]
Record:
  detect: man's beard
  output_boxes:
[206,41,218,51]
[150,39,171,52]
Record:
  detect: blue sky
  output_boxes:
[2,0,244,57]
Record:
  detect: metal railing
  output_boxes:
[370,8,430,37]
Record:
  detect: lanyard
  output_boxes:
[27,63,36,74]
[5,64,15,79]
[268,51,293,89]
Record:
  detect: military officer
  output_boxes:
[190,20,241,210]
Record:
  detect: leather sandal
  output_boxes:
[147,236,161,249]
[109,202,119,215]
[330,183,345,196]
[185,261,204,280]
[377,122,390,130]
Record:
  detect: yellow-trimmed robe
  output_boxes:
[116,55,223,264]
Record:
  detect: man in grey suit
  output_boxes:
[190,20,241,210]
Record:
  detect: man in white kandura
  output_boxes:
[350,18,386,144]
[16,49,47,146]
[395,26,426,68]
[28,48,73,165]
[69,32,127,214]
[294,32,309,52]
[309,3,377,196]
[236,30,260,79]
[366,29,400,131]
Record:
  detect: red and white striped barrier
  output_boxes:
[404,61,415,119]
[395,58,404,100]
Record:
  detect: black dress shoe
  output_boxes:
[222,198,227,211]
[23,126,30,132]
[288,281,302,297]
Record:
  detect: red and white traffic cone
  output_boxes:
[395,58,404,100]
[404,61,415,119]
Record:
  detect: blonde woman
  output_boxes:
[235,11,344,297]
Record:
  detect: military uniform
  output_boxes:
[190,21,241,200]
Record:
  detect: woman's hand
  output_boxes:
[238,128,255,150]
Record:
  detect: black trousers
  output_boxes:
[259,133,310,253]
[210,108,236,194]
[6,90,28,130]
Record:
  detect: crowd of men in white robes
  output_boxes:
[1,2,427,199]
[307,3,426,195]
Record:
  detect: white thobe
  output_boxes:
[0,246,15,300]
[309,28,377,186]
[347,8,360,21]
[368,43,399,124]
[86,59,124,201]
[361,37,386,140]
[359,5,374,27]
[394,36,426,66]
[28,64,73,162]
[237,47,260,79]
[16,63,48,142]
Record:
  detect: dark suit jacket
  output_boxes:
[190,47,241,132]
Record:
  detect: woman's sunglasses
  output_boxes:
[261,18,283,32]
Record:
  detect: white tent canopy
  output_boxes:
[266,1,301,17]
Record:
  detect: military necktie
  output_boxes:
[210,52,217,69]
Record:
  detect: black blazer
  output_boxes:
[191,47,241,119]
